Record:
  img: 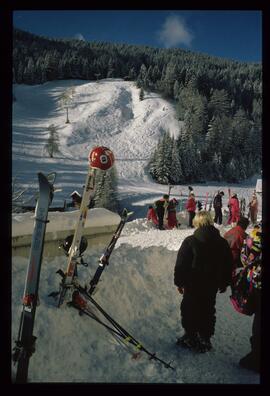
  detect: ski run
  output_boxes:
[12,79,261,383]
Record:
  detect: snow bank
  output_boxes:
[12,239,259,383]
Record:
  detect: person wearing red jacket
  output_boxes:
[185,193,196,228]
[146,205,159,227]
[167,198,179,229]
[248,192,258,225]
[228,193,240,226]
[223,217,249,274]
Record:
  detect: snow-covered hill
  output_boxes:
[13,79,182,202]
[12,79,260,383]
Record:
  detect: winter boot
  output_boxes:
[239,352,260,373]
[176,333,199,349]
[196,335,212,353]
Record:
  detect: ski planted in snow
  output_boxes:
[55,146,115,307]
[204,192,209,210]
[168,184,173,198]
[240,197,246,217]
[88,208,133,295]
[208,192,215,212]
[12,172,55,383]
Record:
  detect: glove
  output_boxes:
[177,287,184,294]
[219,287,227,293]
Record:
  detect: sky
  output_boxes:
[13,10,262,63]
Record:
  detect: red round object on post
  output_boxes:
[88,146,115,170]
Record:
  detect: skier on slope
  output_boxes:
[174,211,233,352]
[167,198,179,229]
[213,191,224,225]
[154,194,169,230]
[227,193,240,226]
[146,205,159,227]
[248,191,259,225]
[185,193,196,228]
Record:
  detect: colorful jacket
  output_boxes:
[228,196,240,222]
[185,196,196,212]
[223,225,247,267]
[147,207,158,225]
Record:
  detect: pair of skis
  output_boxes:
[13,146,114,383]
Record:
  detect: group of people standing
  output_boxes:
[174,210,262,373]
[215,190,259,226]
[147,187,259,230]
[147,194,179,230]
[146,187,261,373]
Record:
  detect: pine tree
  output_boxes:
[208,89,231,118]
[94,166,119,211]
[44,124,60,158]
[139,87,145,101]
[170,138,184,184]
[59,87,75,123]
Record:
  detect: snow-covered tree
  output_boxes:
[44,124,60,158]
[59,87,75,123]
[94,166,119,211]
[170,138,184,184]
[139,87,145,101]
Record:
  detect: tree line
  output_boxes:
[13,28,262,183]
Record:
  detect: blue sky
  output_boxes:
[13,10,262,63]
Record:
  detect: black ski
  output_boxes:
[13,172,55,383]
[88,208,133,295]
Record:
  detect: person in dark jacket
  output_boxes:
[154,194,169,230]
[174,210,233,352]
[213,191,224,225]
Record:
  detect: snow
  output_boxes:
[12,79,260,383]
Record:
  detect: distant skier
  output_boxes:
[154,194,169,230]
[167,198,179,229]
[213,191,224,225]
[174,211,233,352]
[147,205,159,227]
[228,193,240,226]
[248,191,258,225]
[185,193,196,228]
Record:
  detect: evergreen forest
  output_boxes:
[13,28,262,183]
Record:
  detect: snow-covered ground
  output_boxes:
[12,79,261,383]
